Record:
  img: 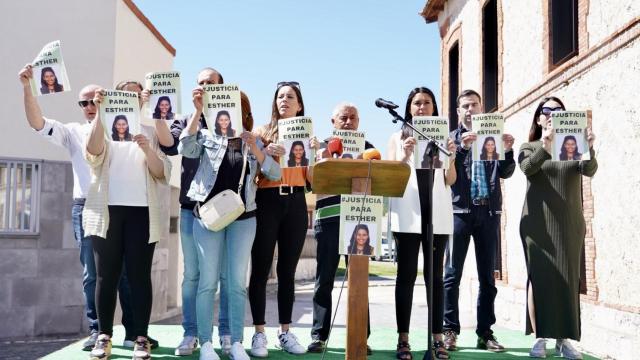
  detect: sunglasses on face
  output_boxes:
[541,106,564,116]
[78,99,95,108]
[276,81,300,90]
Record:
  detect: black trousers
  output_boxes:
[394,232,448,334]
[311,219,371,341]
[92,206,156,337]
[249,188,308,325]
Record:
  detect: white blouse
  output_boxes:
[388,131,453,235]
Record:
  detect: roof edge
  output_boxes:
[420,0,445,23]
[122,0,176,56]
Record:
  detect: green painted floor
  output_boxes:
[42,325,600,360]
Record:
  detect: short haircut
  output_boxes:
[456,89,482,106]
[199,67,224,84]
[332,102,358,119]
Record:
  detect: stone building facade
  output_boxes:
[421,1,640,359]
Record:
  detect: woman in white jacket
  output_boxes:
[387,87,456,360]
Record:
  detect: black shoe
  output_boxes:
[307,339,326,353]
[367,345,372,356]
[476,331,505,352]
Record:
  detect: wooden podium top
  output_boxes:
[312,159,410,197]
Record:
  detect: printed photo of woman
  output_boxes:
[111,114,133,142]
[214,110,235,137]
[347,224,374,256]
[287,140,309,167]
[479,136,500,160]
[559,135,582,160]
[40,66,64,94]
[152,96,174,120]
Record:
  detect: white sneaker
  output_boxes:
[175,335,198,356]
[555,339,583,359]
[277,330,306,355]
[220,335,232,355]
[89,334,112,360]
[200,341,220,360]
[230,342,250,360]
[250,332,268,358]
[529,338,547,358]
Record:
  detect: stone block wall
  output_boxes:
[0,160,178,340]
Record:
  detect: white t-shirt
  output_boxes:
[36,118,92,199]
[107,141,148,206]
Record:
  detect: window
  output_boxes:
[0,159,41,235]
[482,0,498,112]
[550,0,579,66]
[448,42,460,130]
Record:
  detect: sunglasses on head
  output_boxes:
[541,106,563,116]
[276,81,300,89]
[78,99,95,108]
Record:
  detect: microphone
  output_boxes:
[327,138,343,158]
[375,98,399,110]
[362,148,381,160]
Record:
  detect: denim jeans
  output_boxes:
[73,199,135,335]
[193,215,256,344]
[180,209,198,337]
[443,207,499,335]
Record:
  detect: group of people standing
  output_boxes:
[19,61,596,360]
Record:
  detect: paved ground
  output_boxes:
[0,276,427,359]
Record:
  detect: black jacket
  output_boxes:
[449,126,515,214]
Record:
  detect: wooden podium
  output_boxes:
[312,159,410,360]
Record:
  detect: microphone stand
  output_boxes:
[386,108,450,360]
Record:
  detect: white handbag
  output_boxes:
[197,146,248,232]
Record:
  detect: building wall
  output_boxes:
[113,0,174,85]
[433,1,640,358]
[0,0,116,161]
[0,0,181,340]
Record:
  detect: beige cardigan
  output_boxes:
[82,125,171,243]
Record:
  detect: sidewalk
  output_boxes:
[2,276,600,359]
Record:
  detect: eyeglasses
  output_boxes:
[541,106,564,116]
[78,99,95,108]
[276,81,300,89]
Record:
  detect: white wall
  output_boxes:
[0,0,116,161]
[501,1,545,107]
[113,0,174,84]
[588,0,640,45]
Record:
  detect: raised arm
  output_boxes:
[86,89,105,156]
[444,138,457,185]
[18,64,45,130]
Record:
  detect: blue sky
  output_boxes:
[136,0,441,154]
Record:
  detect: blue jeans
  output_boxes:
[193,216,256,344]
[73,199,135,335]
[443,207,499,336]
[180,209,198,337]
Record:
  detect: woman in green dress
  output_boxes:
[518,96,597,359]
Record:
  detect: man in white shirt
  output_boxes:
[18,64,142,351]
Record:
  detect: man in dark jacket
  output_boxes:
[442,89,515,353]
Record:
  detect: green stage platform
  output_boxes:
[42,325,600,360]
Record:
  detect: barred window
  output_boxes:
[0,158,41,235]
